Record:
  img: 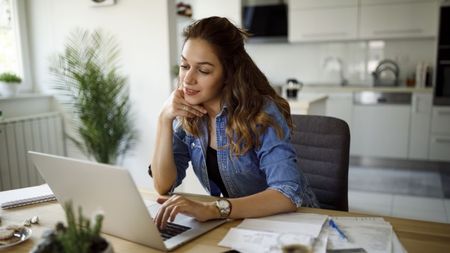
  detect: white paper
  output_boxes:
[238,213,328,237]
[312,225,329,253]
[219,213,328,253]
[219,227,328,253]
[219,227,280,253]
[391,232,407,253]
[327,217,393,253]
[0,184,53,203]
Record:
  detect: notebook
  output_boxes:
[28,151,226,251]
[0,184,56,209]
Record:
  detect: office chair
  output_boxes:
[291,114,350,211]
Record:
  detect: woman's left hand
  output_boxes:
[155,195,218,229]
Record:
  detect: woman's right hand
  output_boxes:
[160,88,207,122]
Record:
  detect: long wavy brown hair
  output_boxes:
[180,16,292,155]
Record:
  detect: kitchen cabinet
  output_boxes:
[429,106,450,161]
[191,0,241,26]
[352,104,411,159]
[359,0,438,39]
[298,88,441,160]
[289,0,357,10]
[288,0,358,42]
[408,93,432,160]
[325,93,353,133]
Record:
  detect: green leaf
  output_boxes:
[50,28,137,164]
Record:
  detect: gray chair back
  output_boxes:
[291,115,350,211]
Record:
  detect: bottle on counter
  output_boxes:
[406,72,416,87]
[415,62,429,88]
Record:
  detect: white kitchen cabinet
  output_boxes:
[288,0,358,42]
[359,0,438,39]
[429,135,450,161]
[289,0,358,10]
[289,6,358,42]
[326,93,353,133]
[429,106,450,161]
[352,104,411,159]
[192,0,241,26]
[361,0,434,4]
[431,106,450,134]
[408,93,432,160]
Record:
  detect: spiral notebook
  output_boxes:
[0,184,56,209]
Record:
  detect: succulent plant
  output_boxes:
[30,202,110,253]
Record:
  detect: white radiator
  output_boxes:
[0,112,66,191]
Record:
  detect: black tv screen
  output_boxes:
[242,4,287,38]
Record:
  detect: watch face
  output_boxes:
[218,199,230,208]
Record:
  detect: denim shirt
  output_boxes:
[170,101,319,208]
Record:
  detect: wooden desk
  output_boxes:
[1,190,450,253]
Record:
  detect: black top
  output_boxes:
[206,146,229,197]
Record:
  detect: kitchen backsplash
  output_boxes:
[245,38,436,86]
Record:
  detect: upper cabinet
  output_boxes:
[288,0,358,42]
[289,0,358,9]
[191,0,242,27]
[359,0,439,39]
[288,0,439,43]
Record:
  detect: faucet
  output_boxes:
[322,57,348,86]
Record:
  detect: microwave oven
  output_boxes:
[242,3,287,42]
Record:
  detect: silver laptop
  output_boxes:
[28,151,226,251]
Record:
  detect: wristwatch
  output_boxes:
[215,198,232,218]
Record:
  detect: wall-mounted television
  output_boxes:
[242,3,288,43]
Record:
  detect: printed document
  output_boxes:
[327,217,393,253]
[219,213,328,253]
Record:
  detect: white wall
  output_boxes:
[26,0,174,190]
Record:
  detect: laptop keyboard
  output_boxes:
[158,222,191,241]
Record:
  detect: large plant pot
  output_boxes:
[0,81,20,97]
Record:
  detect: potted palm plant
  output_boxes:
[50,29,136,164]
[31,202,113,253]
[0,72,21,97]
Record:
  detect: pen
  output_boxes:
[328,219,349,241]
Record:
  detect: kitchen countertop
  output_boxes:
[287,93,328,115]
[287,93,328,107]
[300,85,433,93]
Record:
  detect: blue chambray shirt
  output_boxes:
[170,100,319,208]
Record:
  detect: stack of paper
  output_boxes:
[219,213,329,253]
[219,214,407,253]
[326,217,391,253]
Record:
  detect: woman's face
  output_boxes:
[179,38,224,108]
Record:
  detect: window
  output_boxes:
[0,0,20,74]
[0,0,32,93]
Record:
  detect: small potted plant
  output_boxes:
[30,202,113,253]
[0,72,21,97]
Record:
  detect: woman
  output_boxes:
[150,16,318,229]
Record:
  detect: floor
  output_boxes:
[348,158,450,223]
